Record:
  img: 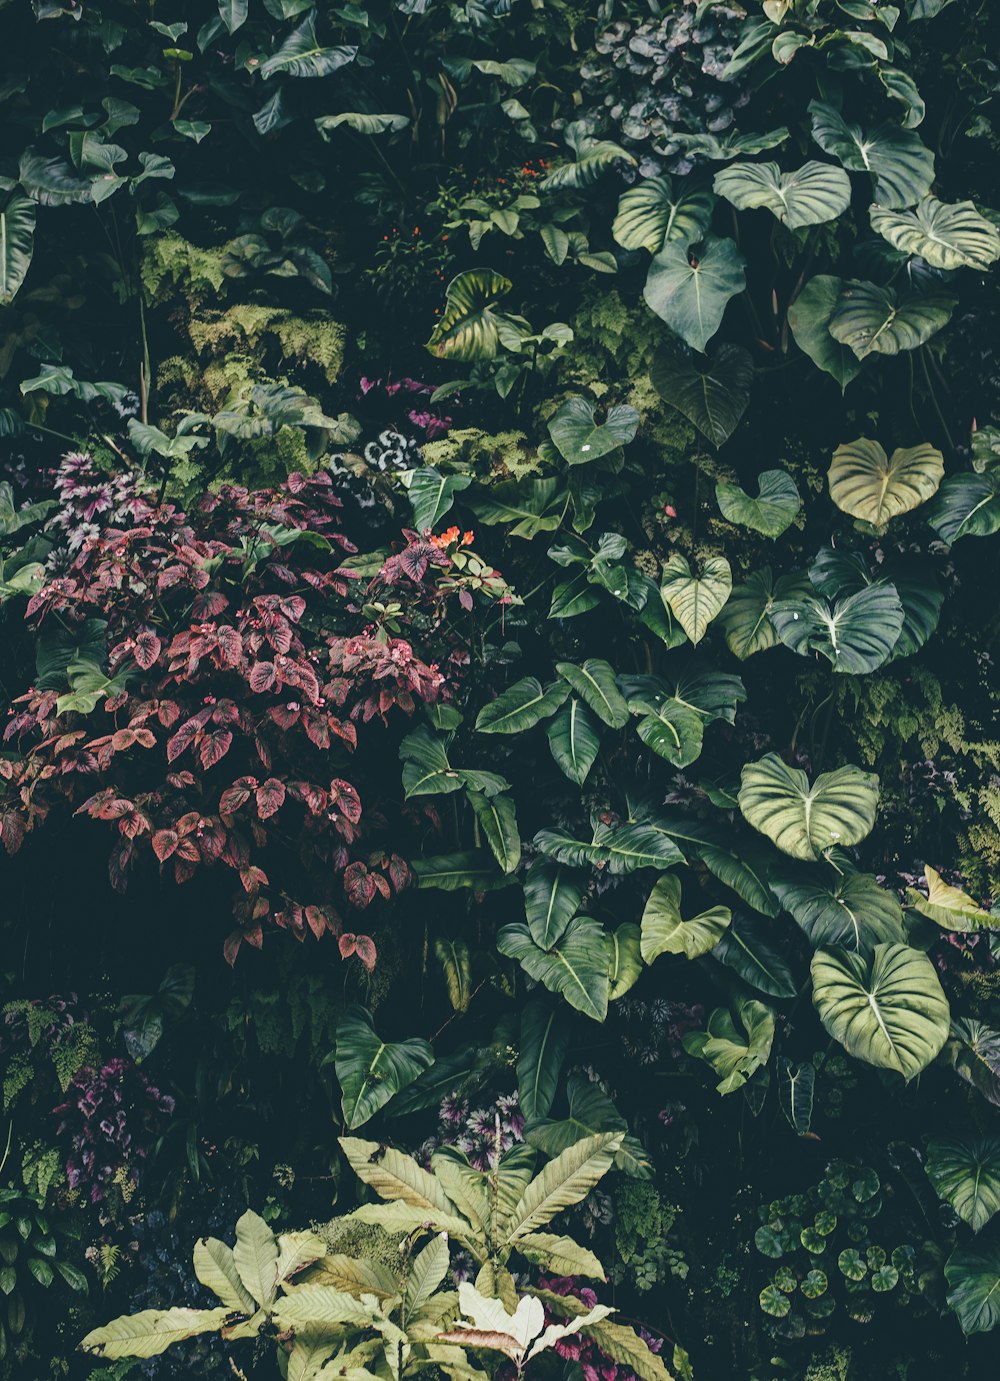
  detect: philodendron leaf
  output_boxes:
[927,472,1000,544]
[810,942,950,1079]
[713,914,797,998]
[79,1309,233,1359]
[523,860,585,950]
[641,872,731,962]
[949,1019,1000,1107]
[643,235,746,353]
[945,1242,1000,1334]
[426,269,514,361]
[259,16,357,78]
[468,790,521,873]
[612,176,715,254]
[809,100,935,208]
[787,275,864,391]
[333,1007,434,1129]
[633,700,705,769]
[828,438,943,526]
[675,127,790,160]
[405,467,473,531]
[870,196,1000,271]
[556,660,629,728]
[777,1058,815,1135]
[717,568,812,659]
[0,195,36,306]
[476,677,569,734]
[905,865,994,932]
[716,469,800,538]
[683,999,775,1095]
[769,583,904,673]
[651,344,753,447]
[498,916,612,1022]
[547,396,639,465]
[829,281,956,360]
[739,753,879,861]
[927,1136,1000,1232]
[518,1000,568,1120]
[713,161,851,229]
[608,923,642,1002]
[772,871,906,956]
[547,698,601,786]
[659,553,732,645]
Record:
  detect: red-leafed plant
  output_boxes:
[0,453,469,963]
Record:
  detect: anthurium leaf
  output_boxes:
[778,1058,815,1135]
[926,472,1000,544]
[547,397,639,465]
[405,467,473,532]
[650,344,753,447]
[547,698,601,787]
[334,1007,435,1129]
[828,280,956,360]
[612,176,715,253]
[787,275,864,391]
[0,194,36,305]
[927,1136,1000,1232]
[641,872,731,962]
[683,999,775,1095]
[713,160,851,229]
[809,100,935,208]
[905,865,994,932]
[555,659,629,729]
[828,438,943,526]
[79,1308,233,1359]
[945,1242,1000,1334]
[716,469,800,538]
[773,871,906,956]
[717,568,811,659]
[713,915,797,998]
[523,860,585,950]
[498,916,612,1022]
[769,583,904,673]
[467,790,521,874]
[476,677,570,734]
[811,942,950,1079]
[739,753,880,861]
[517,1000,568,1121]
[643,234,746,353]
[660,553,732,645]
[259,17,357,78]
[427,269,514,361]
[870,196,1000,271]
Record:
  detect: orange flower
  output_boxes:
[462,530,474,545]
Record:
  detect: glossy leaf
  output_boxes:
[787,275,864,391]
[523,860,585,950]
[829,281,956,360]
[427,270,514,361]
[0,195,35,305]
[643,235,746,353]
[547,698,601,786]
[945,1243,1000,1335]
[717,568,810,659]
[468,790,521,874]
[828,438,943,526]
[683,999,776,1095]
[659,553,732,645]
[778,1058,815,1135]
[641,873,731,962]
[517,1000,568,1120]
[927,1136,1000,1232]
[739,753,879,861]
[809,100,935,208]
[905,865,994,932]
[547,397,639,465]
[773,871,906,956]
[555,659,629,728]
[716,469,800,538]
[476,677,569,734]
[713,915,797,998]
[334,1007,434,1129]
[769,583,904,673]
[259,18,357,78]
[498,916,612,1022]
[927,473,1000,544]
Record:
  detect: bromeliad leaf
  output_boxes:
[643,235,746,354]
[787,275,864,391]
[640,872,731,962]
[739,753,879,861]
[828,438,943,526]
[829,281,956,360]
[427,270,514,361]
[547,396,639,465]
[713,161,851,229]
[547,698,601,786]
[476,677,569,734]
[659,553,732,645]
[809,100,935,208]
[650,344,753,447]
[769,583,904,673]
[870,196,1000,271]
[716,469,800,538]
[498,916,612,1022]
[927,1136,1000,1232]
[612,177,715,254]
[333,1007,434,1129]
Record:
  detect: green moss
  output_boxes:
[316,1215,406,1275]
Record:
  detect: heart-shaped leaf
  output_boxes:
[651,344,753,448]
[927,473,1000,544]
[811,943,950,1079]
[643,234,746,353]
[870,196,1000,271]
[547,698,601,786]
[659,553,732,645]
[675,127,790,160]
[640,873,731,962]
[713,915,797,998]
[716,469,800,538]
[739,753,879,861]
[829,280,956,359]
[809,100,935,208]
[714,161,852,229]
[334,1007,435,1129]
[427,269,514,361]
[498,916,612,1022]
[406,467,473,532]
[634,700,705,768]
[0,195,36,306]
[548,396,639,465]
[612,177,715,254]
[259,16,357,78]
[769,583,904,673]
[683,999,775,1095]
[828,438,943,526]
[945,1242,1000,1334]
[717,568,812,659]
[772,871,906,956]
[927,1136,1000,1232]
[787,275,864,391]
[905,865,994,932]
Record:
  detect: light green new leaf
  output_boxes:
[79,1308,232,1359]
[927,1137,1000,1232]
[193,1237,257,1312]
[404,1234,451,1320]
[769,583,904,673]
[334,1007,434,1129]
[787,275,864,391]
[717,568,811,659]
[716,469,800,538]
[809,100,935,208]
[517,1233,607,1280]
[945,1243,1000,1334]
[641,873,731,962]
[547,698,601,787]
[259,17,357,78]
[683,999,775,1095]
[476,677,569,734]
[713,161,851,229]
[232,1210,279,1308]
[905,865,994,932]
[608,923,643,1001]
[650,344,753,447]
[339,1136,462,1217]
[612,177,715,254]
[547,397,639,465]
[739,753,879,861]
[870,196,1000,271]
[829,280,956,360]
[506,1132,624,1240]
[659,553,731,645]
[556,659,629,728]
[426,270,514,361]
[406,468,473,532]
[468,789,521,873]
[0,195,36,305]
[772,872,906,956]
[811,942,950,1079]
[497,917,611,1022]
[643,235,746,353]
[828,438,943,526]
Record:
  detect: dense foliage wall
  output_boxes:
[1,0,1000,1378]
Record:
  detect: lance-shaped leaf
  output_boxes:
[811,942,950,1078]
[739,753,879,861]
[259,17,357,78]
[927,1136,1000,1232]
[713,160,851,229]
[547,396,639,465]
[945,1242,1000,1334]
[905,865,994,932]
[468,789,521,873]
[683,999,775,1095]
[643,235,746,353]
[769,583,904,673]
[333,1007,434,1129]
[517,1000,568,1120]
[413,851,510,891]
[927,472,1000,544]
[773,871,905,955]
[0,195,36,306]
[714,915,797,998]
[641,872,731,962]
[787,275,864,391]
[476,676,569,734]
[778,1058,815,1135]
[870,196,1000,271]
[506,1132,624,1240]
[650,344,753,447]
[809,100,935,208]
[427,269,514,361]
[555,659,629,728]
[717,568,811,659]
[339,1136,463,1217]
[547,698,601,786]
[498,916,612,1022]
[828,438,943,526]
[612,177,715,253]
[608,923,642,1002]
[232,1210,279,1308]
[193,1237,257,1312]
[522,860,585,951]
[659,553,731,645]
[716,469,800,538]
[79,1308,233,1359]
[516,1232,607,1280]
[829,280,956,360]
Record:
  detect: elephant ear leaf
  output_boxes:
[713,161,851,229]
[787,275,864,391]
[927,472,1000,544]
[769,582,904,673]
[870,196,1000,271]
[772,871,905,956]
[716,469,800,538]
[828,281,956,360]
[427,269,514,360]
[905,865,994,931]
[828,438,943,526]
[809,100,935,208]
[659,553,732,645]
[810,942,950,1079]
[739,753,879,861]
[945,1242,1000,1335]
[612,176,715,253]
[640,872,731,962]
[926,1136,1000,1232]
[547,396,639,465]
[643,234,746,353]
[0,194,36,306]
[332,1007,434,1129]
[651,343,753,447]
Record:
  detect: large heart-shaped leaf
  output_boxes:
[713,161,852,229]
[683,999,775,1095]
[651,344,753,447]
[548,396,639,465]
[659,553,732,645]
[259,17,357,78]
[334,1007,435,1129]
[787,275,864,391]
[0,195,36,306]
[406,467,473,532]
[716,469,800,538]
[769,583,904,673]
[927,1136,1000,1232]
[547,698,601,786]
[870,196,1000,271]
[633,700,705,768]
[905,865,994,932]
[612,177,715,254]
[476,677,569,734]
[640,873,731,962]
[949,1019,1000,1108]
[811,943,950,1079]
[739,754,879,861]
[828,438,944,526]
[643,235,746,353]
[427,270,514,361]
[523,860,585,950]
[717,568,811,659]
[772,872,906,956]
[945,1242,1000,1334]
[556,659,629,728]
[809,100,935,208]
[498,916,612,1022]
[927,473,1000,544]
[829,280,956,359]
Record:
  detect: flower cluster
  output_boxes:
[419,1091,525,1171]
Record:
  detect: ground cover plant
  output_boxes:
[1,0,1000,1377]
